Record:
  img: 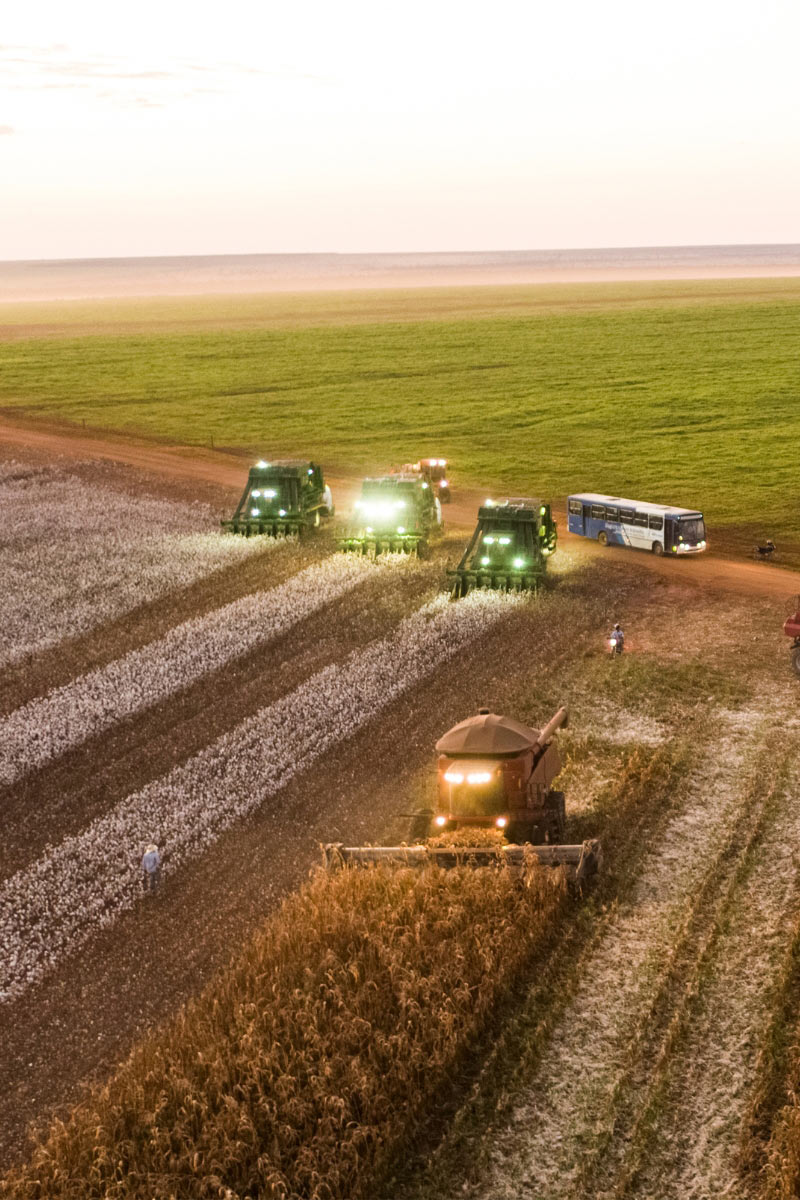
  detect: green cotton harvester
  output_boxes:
[221,460,334,537]
[449,497,557,598]
[339,474,443,557]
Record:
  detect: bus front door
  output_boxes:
[582,504,591,535]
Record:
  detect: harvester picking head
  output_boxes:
[339,474,442,557]
[449,497,557,598]
[221,459,333,537]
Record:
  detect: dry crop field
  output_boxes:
[0,442,799,1199]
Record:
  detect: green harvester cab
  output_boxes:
[222,459,334,537]
[449,498,557,597]
[339,474,443,557]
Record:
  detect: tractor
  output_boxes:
[339,474,443,557]
[397,458,452,504]
[449,498,557,598]
[222,460,333,537]
[784,596,800,677]
[323,705,600,886]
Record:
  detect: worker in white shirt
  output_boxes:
[141,844,161,893]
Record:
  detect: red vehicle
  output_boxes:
[784,596,800,677]
[431,706,568,844]
[396,458,452,503]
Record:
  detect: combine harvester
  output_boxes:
[325,706,601,887]
[339,474,443,557]
[449,498,557,598]
[222,459,334,537]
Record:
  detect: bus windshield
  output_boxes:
[677,517,705,543]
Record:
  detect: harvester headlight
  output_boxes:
[495,816,508,829]
[483,536,495,544]
[250,508,260,517]
[252,490,261,498]
[366,526,374,534]
[435,815,448,827]
[540,505,547,515]
[480,556,490,566]
[444,770,464,784]
[397,526,405,533]
[279,509,286,516]
[467,771,492,785]
[256,460,269,468]
[439,479,448,487]
[485,498,494,506]
[439,459,447,466]
[422,482,429,489]
[498,537,510,545]
[264,489,277,498]
[395,500,406,508]
[513,557,525,568]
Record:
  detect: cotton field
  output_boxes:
[0,462,268,667]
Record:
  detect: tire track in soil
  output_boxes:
[450,698,794,1200]
[0,560,439,882]
[610,723,800,1200]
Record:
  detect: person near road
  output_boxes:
[141,844,161,893]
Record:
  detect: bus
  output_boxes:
[567,493,707,556]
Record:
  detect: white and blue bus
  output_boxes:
[567,493,707,556]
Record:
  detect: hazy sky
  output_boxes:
[1,0,798,259]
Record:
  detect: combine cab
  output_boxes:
[449,497,557,598]
[339,475,442,557]
[395,458,452,503]
[323,706,601,887]
[222,460,333,537]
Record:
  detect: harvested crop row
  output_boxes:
[0,462,268,667]
[0,859,567,1200]
[0,589,518,1003]
[0,553,384,786]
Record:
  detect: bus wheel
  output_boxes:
[652,541,664,556]
[597,531,608,546]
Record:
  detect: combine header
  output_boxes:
[449,498,557,598]
[339,474,443,557]
[222,460,333,537]
[324,706,601,887]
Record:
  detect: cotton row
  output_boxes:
[0,465,268,667]
[0,590,518,1003]
[0,554,381,787]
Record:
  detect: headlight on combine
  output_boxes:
[513,557,525,569]
[495,816,508,829]
[467,771,492,785]
[444,770,464,784]
[434,815,448,827]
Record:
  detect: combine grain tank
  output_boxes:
[222,460,333,537]
[449,498,557,598]
[339,474,443,557]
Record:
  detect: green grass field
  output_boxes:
[1,278,799,548]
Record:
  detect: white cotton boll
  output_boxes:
[0,590,519,1004]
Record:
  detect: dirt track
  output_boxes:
[0,414,795,603]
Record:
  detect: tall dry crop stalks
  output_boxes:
[0,861,566,1200]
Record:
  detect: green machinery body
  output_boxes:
[449,498,557,597]
[339,475,442,556]
[222,460,333,537]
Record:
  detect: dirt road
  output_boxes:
[0,414,796,603]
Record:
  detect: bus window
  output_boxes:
[568,499,582,515]
[633,512,648,527]
[619,507,635,523]
[678,516,706,543]
[648,515,663,531]
[591,505,605,519]
[605,506,619,521]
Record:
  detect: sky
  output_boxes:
[1,0,799,259]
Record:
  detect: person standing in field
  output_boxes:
[141,844,161,893]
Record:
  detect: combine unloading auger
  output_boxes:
[449,498,557,598]
[222,460,333,537]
